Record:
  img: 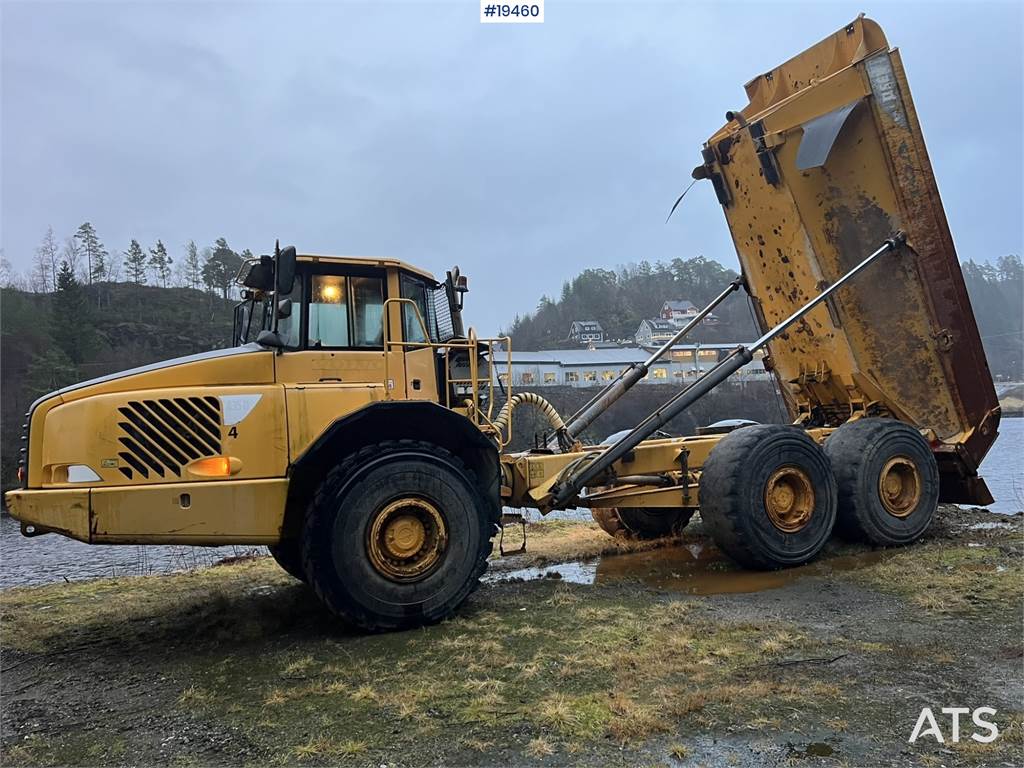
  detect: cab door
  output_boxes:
[398,272,442,403]
[276,263,398,460]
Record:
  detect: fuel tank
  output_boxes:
[697,16,999,504]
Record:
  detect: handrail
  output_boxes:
[380,297,513,442]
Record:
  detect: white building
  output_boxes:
[634,318,678,346]
[498,345,770,389]
[568,320,605,344]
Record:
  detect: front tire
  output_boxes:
[824,418,939,545]
[301,441,499,632]
[699,425,837,569]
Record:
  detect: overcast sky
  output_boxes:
[2,1,1021,333]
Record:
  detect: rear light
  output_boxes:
[16,466,25,484]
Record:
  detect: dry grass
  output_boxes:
[292,736,367,760]
[4,520,1019,766]
[526,736,555,757]
[849,543,1023,615]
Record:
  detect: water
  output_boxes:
[485,542,889,595]
[0,517,261,589]
[2,419,1020,589]
[979,416,1023,513]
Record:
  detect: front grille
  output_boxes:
[116,397,222,480]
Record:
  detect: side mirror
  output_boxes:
[277,298,292,319]
[276,245,296,294]
[256,329,284,349]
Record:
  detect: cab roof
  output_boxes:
[297,254,437,283]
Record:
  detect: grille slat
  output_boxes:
[158,399,221,454]
[164,399,219,448]
[149,400,214,456]
[132,402,202,461]
[116,397,222,479]
[118,424,178,476]
[118,451,147,478]
[118,407,189,467]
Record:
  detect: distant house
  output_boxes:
[660,299,719,327]
[568,320,605,344]
[634,318,678,347]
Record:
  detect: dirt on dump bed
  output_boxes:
[1,505,1021,767]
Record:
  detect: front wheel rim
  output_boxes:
[367,498,448,582]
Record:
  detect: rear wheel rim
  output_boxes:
[367,498,448,582]
[764,465,815,533]
[878,456,921,518]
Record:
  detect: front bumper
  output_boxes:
[4,479,288,545]
[5,488,91,542]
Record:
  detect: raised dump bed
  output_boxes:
[695,15,999,504]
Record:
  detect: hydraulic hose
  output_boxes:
[493,392,566,435]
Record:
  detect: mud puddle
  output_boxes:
[486,541,889,596]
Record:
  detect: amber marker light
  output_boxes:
[187,456,241,477]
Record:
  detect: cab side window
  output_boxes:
[306,270,385,349]
[308,275,349,347]
[351,276,384,347]
[400,274,437,344]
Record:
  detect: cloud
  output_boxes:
[2,1,1021,334]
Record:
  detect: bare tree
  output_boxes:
[106,250,123,282]
[35,227,60,291]
[63,237,85,281]
[0,252,25,289]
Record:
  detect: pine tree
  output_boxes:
[202,237,243,299]
[149,239,172,287]
[124,239,148,284]
[51,261,96,365]
[183,240,202,290]
[75,222,108,283]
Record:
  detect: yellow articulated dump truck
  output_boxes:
[6,17,999,631]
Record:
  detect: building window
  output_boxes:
[498,373,509,385]
[544,372,556,384]
[674,370,685,378]
[584,371,597,382]
[520,372,535,385]
[672,350,694,362]
[698,350,718,361]
[652,368,668,379]
[565,371,579,383]
[601,370,616,381]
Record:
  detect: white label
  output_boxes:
[865,52,907,128]
[220,394,262,426]
[481,0,544,23]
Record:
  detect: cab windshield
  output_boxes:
[234,278,302,347]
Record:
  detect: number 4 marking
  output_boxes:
[228,426,239,438]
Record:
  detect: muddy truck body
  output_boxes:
[6,17,999,631]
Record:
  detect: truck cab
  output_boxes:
[7,252,502,551]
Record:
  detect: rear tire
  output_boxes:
[269,539,306,582]
[591,507,693,539]
[301,440,499,632]
[699,425,837,569]
[824,418,938,545]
